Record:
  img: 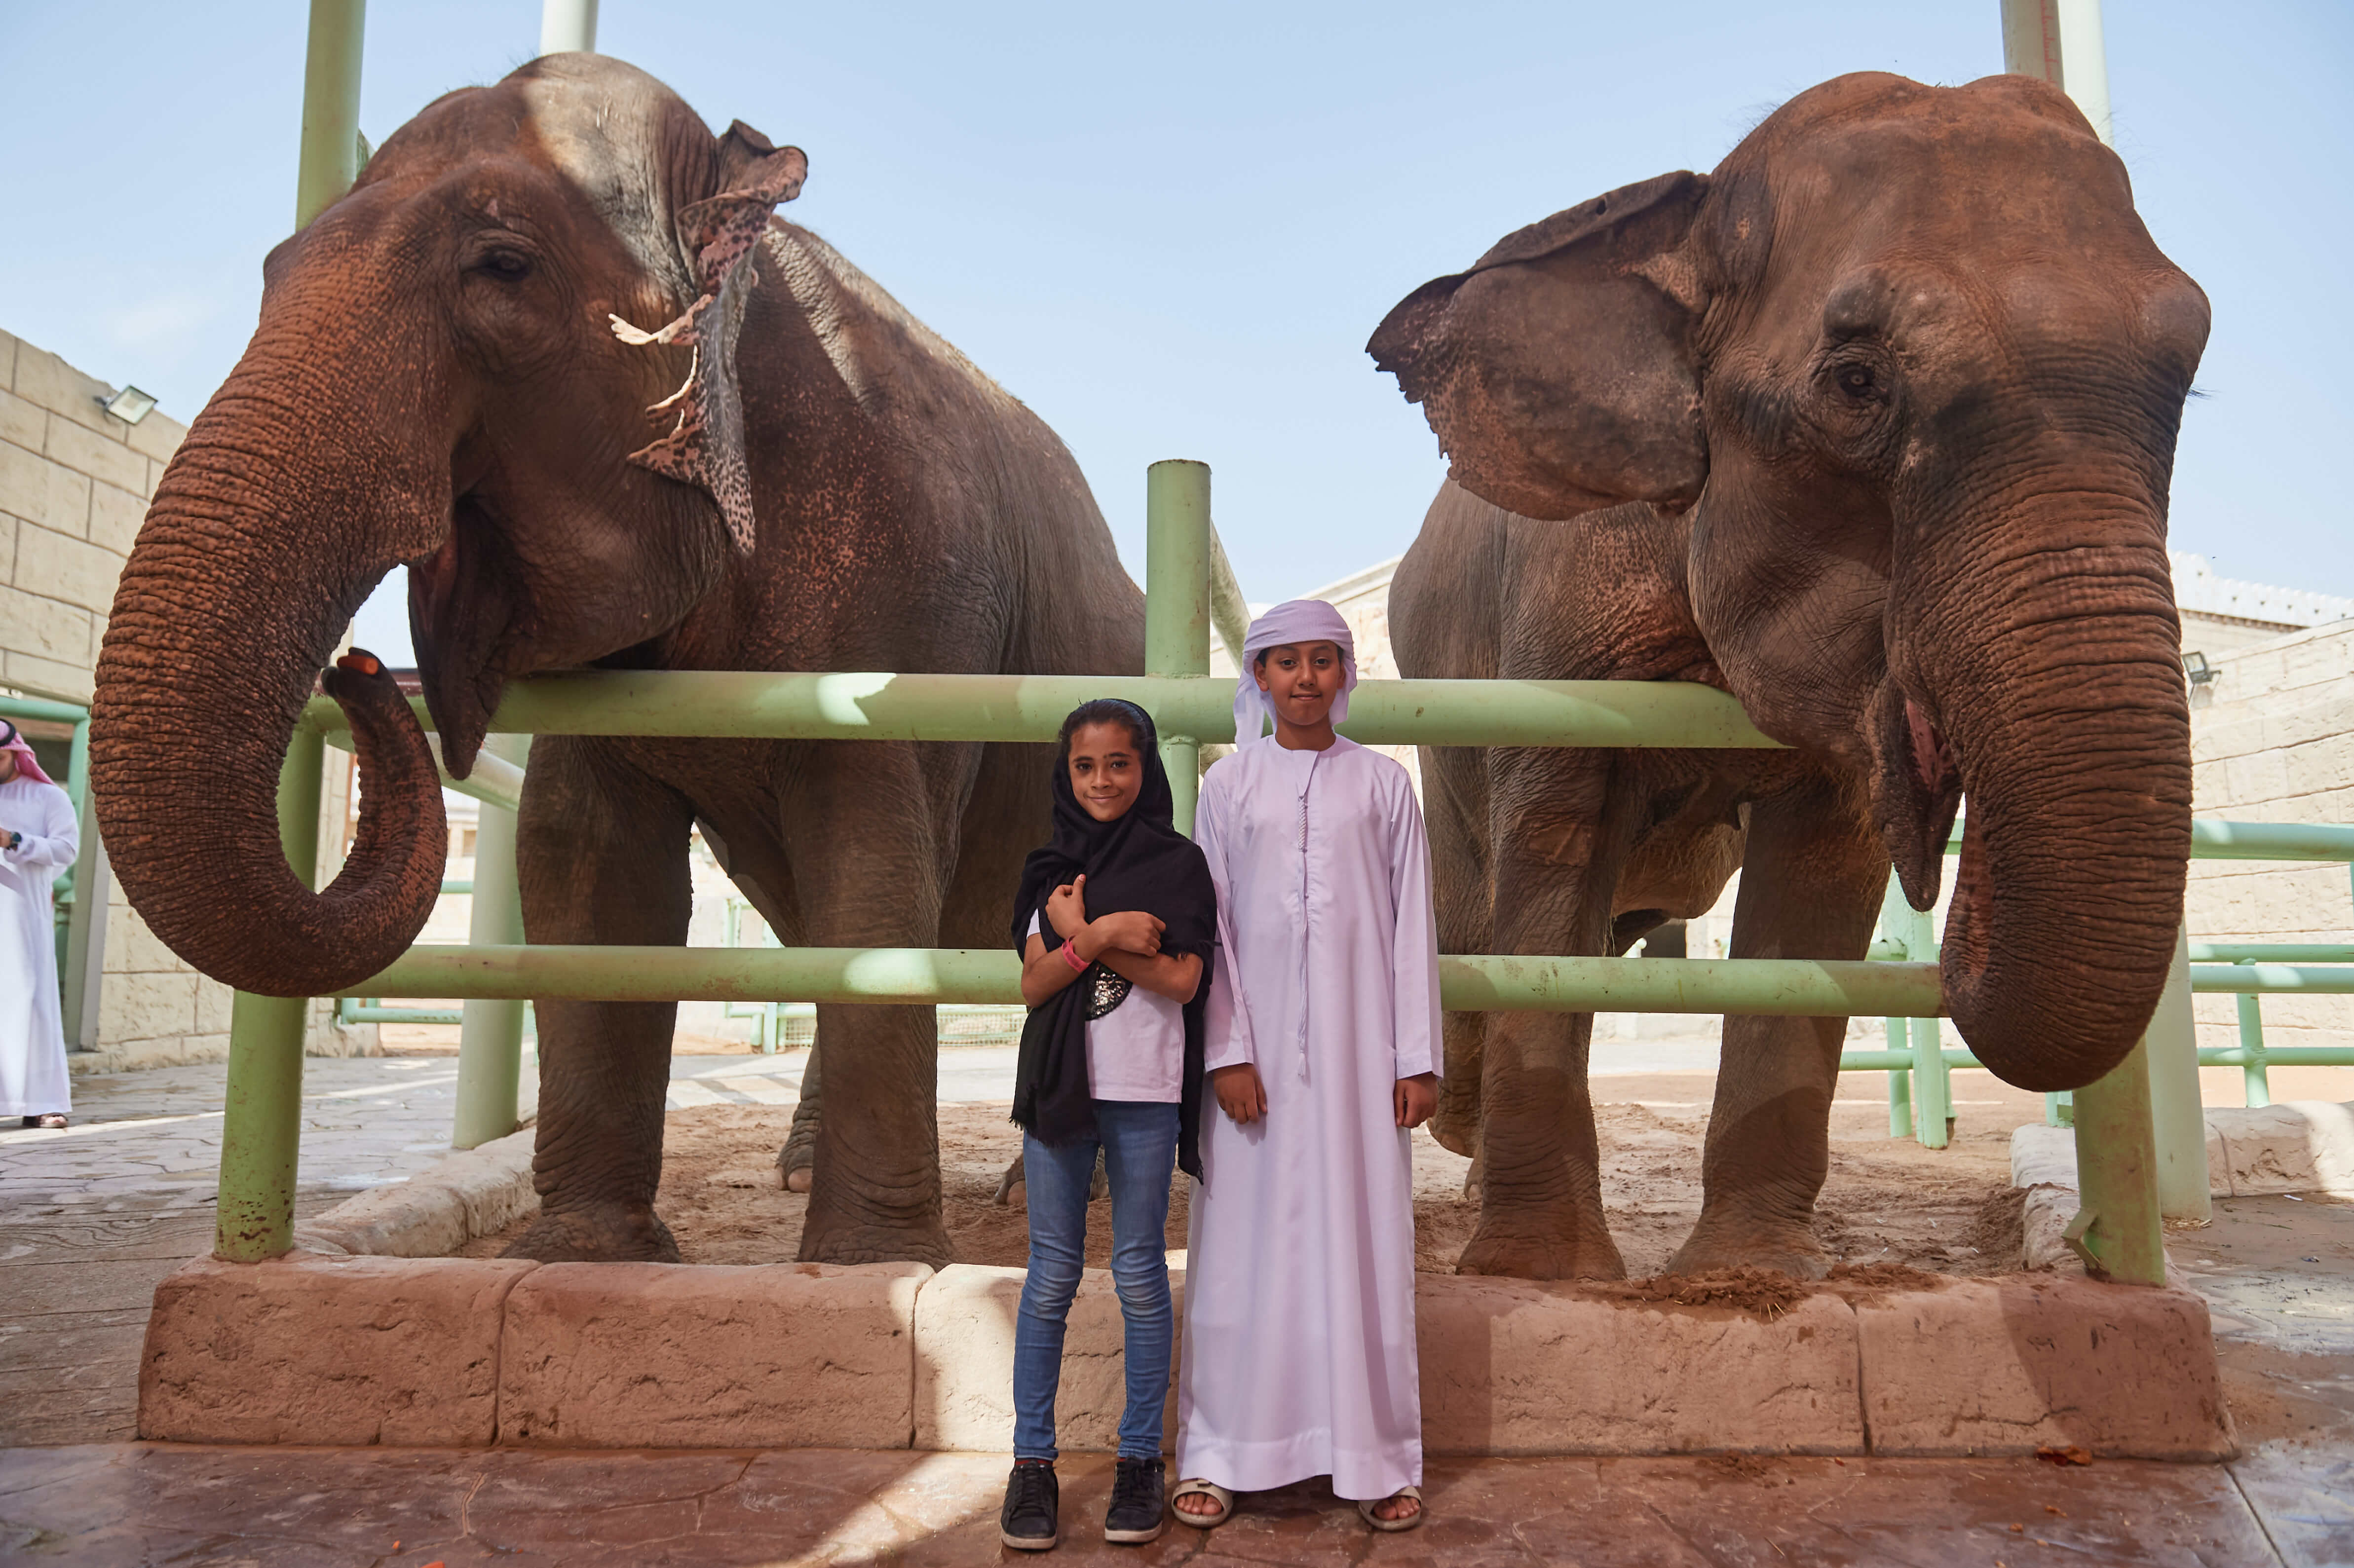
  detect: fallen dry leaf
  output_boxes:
[2045,1504,2066,1516]
[2035,1444,2093,1466]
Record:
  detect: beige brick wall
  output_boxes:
[1,327,375,1072]
[2184,621,2354,1064]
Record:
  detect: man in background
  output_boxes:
[1,719,77,1129]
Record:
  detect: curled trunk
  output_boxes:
[91,352,449,998]
[1893,520,2191,1092]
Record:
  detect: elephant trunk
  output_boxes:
[91,333,450,999]
[1885,491,2190,1093]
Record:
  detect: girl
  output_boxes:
[1000,699,1217,1552]
[1173,600,1442,1533]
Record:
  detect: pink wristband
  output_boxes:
[1060,940,1089,973]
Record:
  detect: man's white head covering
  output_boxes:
[1232,599,1358,746]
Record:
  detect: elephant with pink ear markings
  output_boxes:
[90,55,1144,1266]
[1370,71,2208,1280]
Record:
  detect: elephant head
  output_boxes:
[1369,72,2210,1091]
[91,55,806,997]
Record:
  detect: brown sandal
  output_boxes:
[1358,1486,1424,1532]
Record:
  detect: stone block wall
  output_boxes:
[2,327,374,1072]
[2185,621,2354,1063]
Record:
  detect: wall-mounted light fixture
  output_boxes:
[97,386,158,426]
[2181,650,2218,688]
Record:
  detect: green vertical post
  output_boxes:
[452,734,530,1149]
[295,0,367,231]
[2235,969,2270,1108]
[216,723,326,1262]
[1145,460,1212,836]
[1885,1023,1913,1139]
[2065,1036,2166,1285]
[217,0,364,1262]
[2144,924,2209,1224]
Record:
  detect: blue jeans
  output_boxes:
[1012,1099,1179,1462]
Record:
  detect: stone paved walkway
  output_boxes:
[0,1444,2304,1566]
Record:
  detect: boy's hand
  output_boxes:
[1212,1063,1267,1125]
[1091,909,1165,957]
[1046,877,1089,939]
[1394,1072,1438,1129]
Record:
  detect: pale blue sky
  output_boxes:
[3,1,2346,664]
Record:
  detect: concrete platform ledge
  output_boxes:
[140,1252,532,1446]
[2012,1101,2354,1202]
[293,1128,537,1259]
[137,1258,2233,1459]
[499,1261,930,1449]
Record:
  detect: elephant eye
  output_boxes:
[1836,364,1878,399]
[471,248,534,283]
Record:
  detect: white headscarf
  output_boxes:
[1231,599,1358,747]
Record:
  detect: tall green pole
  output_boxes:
[2065,1035,2166,1285]
[1145,461,1213,836]
[216,724,327,1261]
[295,0,367,231]
[452,735,530,1149]
[217,0,364,1263]
[2143,924,2210,1223]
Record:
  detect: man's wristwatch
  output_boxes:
[4,831,19,851]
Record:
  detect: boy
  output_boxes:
[1172,600,1441,1531]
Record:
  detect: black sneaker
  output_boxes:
[1001,1460,1059,1551]
[1104,1456,1166,1544]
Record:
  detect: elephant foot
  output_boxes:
[1455,1222,1626,1282]
[1663,1218,1829,1281]
[776,1132,817,1193]
[501,1203,681,1263]
[776,1139,813,1192]
[797,1212,954,1269]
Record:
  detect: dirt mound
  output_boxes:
[1585,1267,1812,1319]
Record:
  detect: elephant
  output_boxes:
[90,54,1142,1266]
[1368,71,2208,1279]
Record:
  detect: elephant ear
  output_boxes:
[610,121,808,553]
[1368,170,1710,521]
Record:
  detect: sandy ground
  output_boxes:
[465,1071,2031,1278]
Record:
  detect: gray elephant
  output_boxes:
[91,54,1140,1265]
[1370,72,2208,1278]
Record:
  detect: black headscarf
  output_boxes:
[1010,700,1217,1178]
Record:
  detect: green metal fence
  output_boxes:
[187,456,2195,1292]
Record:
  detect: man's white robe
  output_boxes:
[1,775,77,1119]
[1177,736,1441,1501]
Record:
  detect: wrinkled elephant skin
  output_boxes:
[91,57,1141,1266]
[1372,73,2206,1279]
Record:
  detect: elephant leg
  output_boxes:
[1668,772,1884,1278]
[779,1034,821,1192]
[782,743,967,1267]
[1455,749,1639,1281]
[1421,742,1491,1158]
[501,738,695,1263]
